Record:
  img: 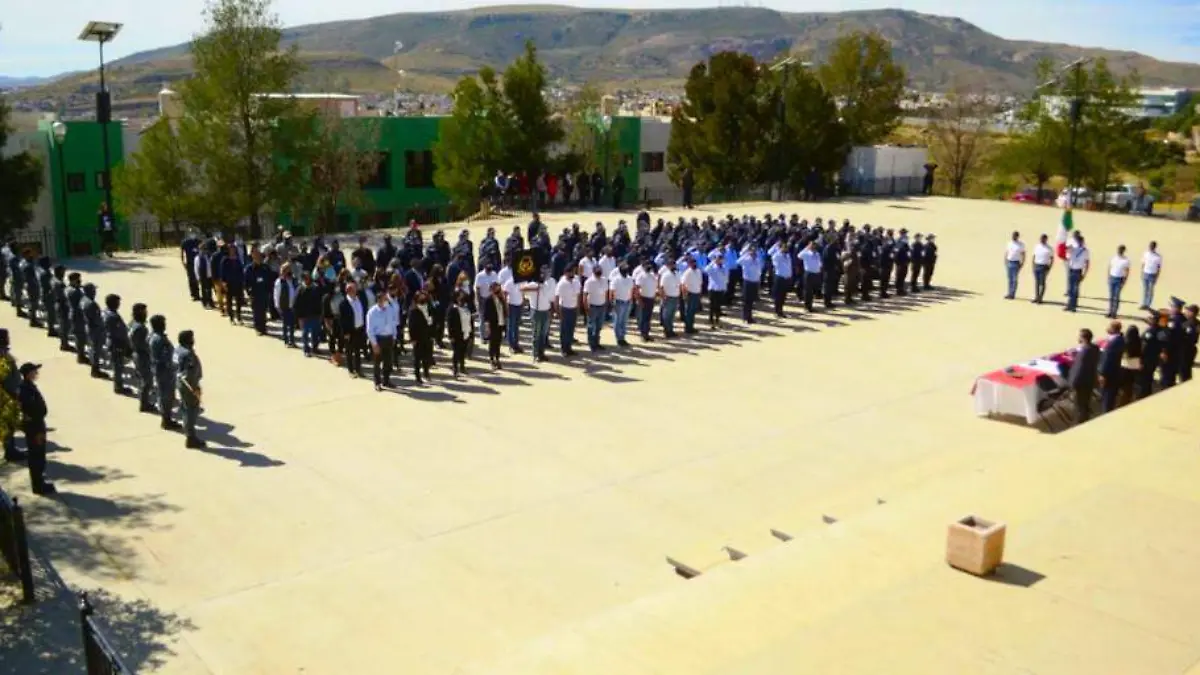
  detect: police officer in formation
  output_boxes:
[174,329,206,449]
[103,294,133,395]
[52,265,69,349]
[129,303,156,413]
[22,249,41,327]
[81,283,106,378]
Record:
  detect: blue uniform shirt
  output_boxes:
[769,246,793,279]
[705,263,728,291]
[799,248,823,274]
[738,250,763,283]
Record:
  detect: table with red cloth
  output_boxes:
[972,337,1111,425]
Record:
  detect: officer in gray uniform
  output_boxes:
[7,246,23,313]
[52,266,70,350]
[67,273,87,361]
[103,294,133,396]
[21,249,39,325]
[80,283,105,378]
[148,315,180,430]
[0,242,11,301]
[37,257,54,336]
[129,303,155,412]
[174,330,206,448]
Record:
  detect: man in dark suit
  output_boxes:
[337,282,367,378]
[1098,321,1126,414]
[1067,327,1101,423]
[407,290,435,384]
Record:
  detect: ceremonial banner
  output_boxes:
[513,248,545,283]
[1055,208,1073,259]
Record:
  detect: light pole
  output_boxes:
[1037,57,1091,207]
[77,21,122,225]
[51,121,72,256]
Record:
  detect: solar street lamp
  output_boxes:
[78,21,122,229]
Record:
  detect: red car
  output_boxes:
[1010,187,1049,204]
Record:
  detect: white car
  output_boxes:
[1099,184,1137,211]
[1055,187,1093,209]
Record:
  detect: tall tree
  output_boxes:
[991,60,1065,202]
[1064,59,1141,192]
[818,30,906,146]
[113,118,197,228]
[178,0,304,236]
[668,51,765,198]
[757,64,850,197]
[501,40,563,174]
[434,69,508,211]
[926,85,995,197]
[0,97,44,239]
[280,111,382,234]
[563,83,621,176]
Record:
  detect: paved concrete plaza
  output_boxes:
[3,196,1200,674]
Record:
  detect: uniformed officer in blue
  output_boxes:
[80,283,106,378]
[52,265,69,349]
[67,273,87,361]
[174,330,206,449]
[129,303,155,413]
[893,229,911,297]
[149,315,180,431]
[103,293,133,396]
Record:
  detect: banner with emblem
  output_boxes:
[512,248,545,283]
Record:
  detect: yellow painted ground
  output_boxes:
[3,197,1199,674]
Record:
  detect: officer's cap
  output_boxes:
[19,362,41,377]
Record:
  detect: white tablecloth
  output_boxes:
[1024,359,1065,380]
[973,378,1041,424]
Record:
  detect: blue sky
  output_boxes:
[2,0,1198,77]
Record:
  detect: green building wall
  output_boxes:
[611,115,642,201]
[38,120,125,257]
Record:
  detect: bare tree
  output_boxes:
[926,85,995,197]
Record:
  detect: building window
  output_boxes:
[641,152,665,173]
[67,173,86,193]
[359,211,393,230]
[94,171,110,190]
[404,150,435,189]
[405,207,440,226]
[361,152,391,190]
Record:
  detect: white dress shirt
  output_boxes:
[680,267,703,294]
[1068,245,1090,270]
[659,269,681,297]
[1005,240,1026,262]
[1142,250,1162,275]
[502,278,524,306]
[1108,255,1130,278]
[532,280,556,311]
[583,275,609,306]
[598,255,617,279]
[475,270,498,298]
[578,257,596,279]
[365,302,396,345]
[609,275,634,302]
[555,276,581,309]
[1032,243,1054,266]
[497,266,513,285]
[635,269,657,298]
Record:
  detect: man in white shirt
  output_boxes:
[502,275,526,354]
[1065,234,1091,313]
[583,267,609,351]
[474,264,499,340]
[578,253,596,280]
[609,265,635,346]
[658,259,682,339]
[1106,244,1130,319]
[1140,241,1162,310]
[1004,230,1026,300]
[633,260,658,341]
[1030,234,1054,304]
[530,271,556,361]
[554,266,582,356]
[365,291,396,390]
[680,256,704,334]
[598,248,617,279]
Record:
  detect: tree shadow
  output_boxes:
[65,256,158,275]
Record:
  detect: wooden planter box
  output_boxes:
[946,515,1006,576]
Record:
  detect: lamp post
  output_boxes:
[51,121,72,256]
[1038,57,1091,208]
[77,21,123,226]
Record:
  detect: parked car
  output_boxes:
[1010,186,1047,204]
[1056,187,1094,209]
[1099,184,1137,211]
[1187,196,1200,222]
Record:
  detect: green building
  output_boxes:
[38,119,126,257]
[31,114,645,256]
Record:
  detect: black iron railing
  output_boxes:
[80,592,134,674]
[0,483,35,603]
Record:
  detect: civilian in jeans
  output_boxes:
[293,273,323,356]
[554,268,581,357]
[529,274,555,361]
[1064,236,1090,313]
[1031,234,1053,304]
[583,267,608,351]
[634,261,657,341]
[704,255,728,328]
[1105,245,1130,319]
[608,265,635,347]
[274,263,299,347]
[1140,241,1161,310]
[502,276,525,354]
[1003,230,1025,300]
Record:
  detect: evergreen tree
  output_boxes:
[0,98,44,239]
[113,117,197,228]
[818,31,906,146]
[500,41,564,174]
[434,69,507,211]
[757,63,850,197]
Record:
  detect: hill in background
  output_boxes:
[15,5,1200,111]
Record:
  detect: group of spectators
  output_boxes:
[180,210,940,390]
[484,168,630,212]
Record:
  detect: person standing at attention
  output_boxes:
[366,290,397,391]
[583,266,609,351]
[680,256,704,334]
[737,244,763,324]
[1030,234,1053,304]
[274,263,299,348]
[448,291,473,376]
[633,260,657,342]
[1064,235,1090,313]
[768,239,793,318]
[1139,241,1162,310]
[658,259,682,339]
[1004,230,1025,300]
[339,282,367,378]
[704,253,728,328]
[1105,245,1130,319]
[1098,320,1126,413]
[799,238,824,313]
[530,271,556,361]
[483,282,507,368]
[609,265,635,346]
[1066,327,1100,423]
[174,330,206,449]
[408,290,435,383]
[18,363,54,495]
[555,266,581,356]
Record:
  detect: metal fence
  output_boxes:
[0,483,35,604]
[80,592,134,674]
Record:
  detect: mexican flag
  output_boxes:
[1055,208,1073,259]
